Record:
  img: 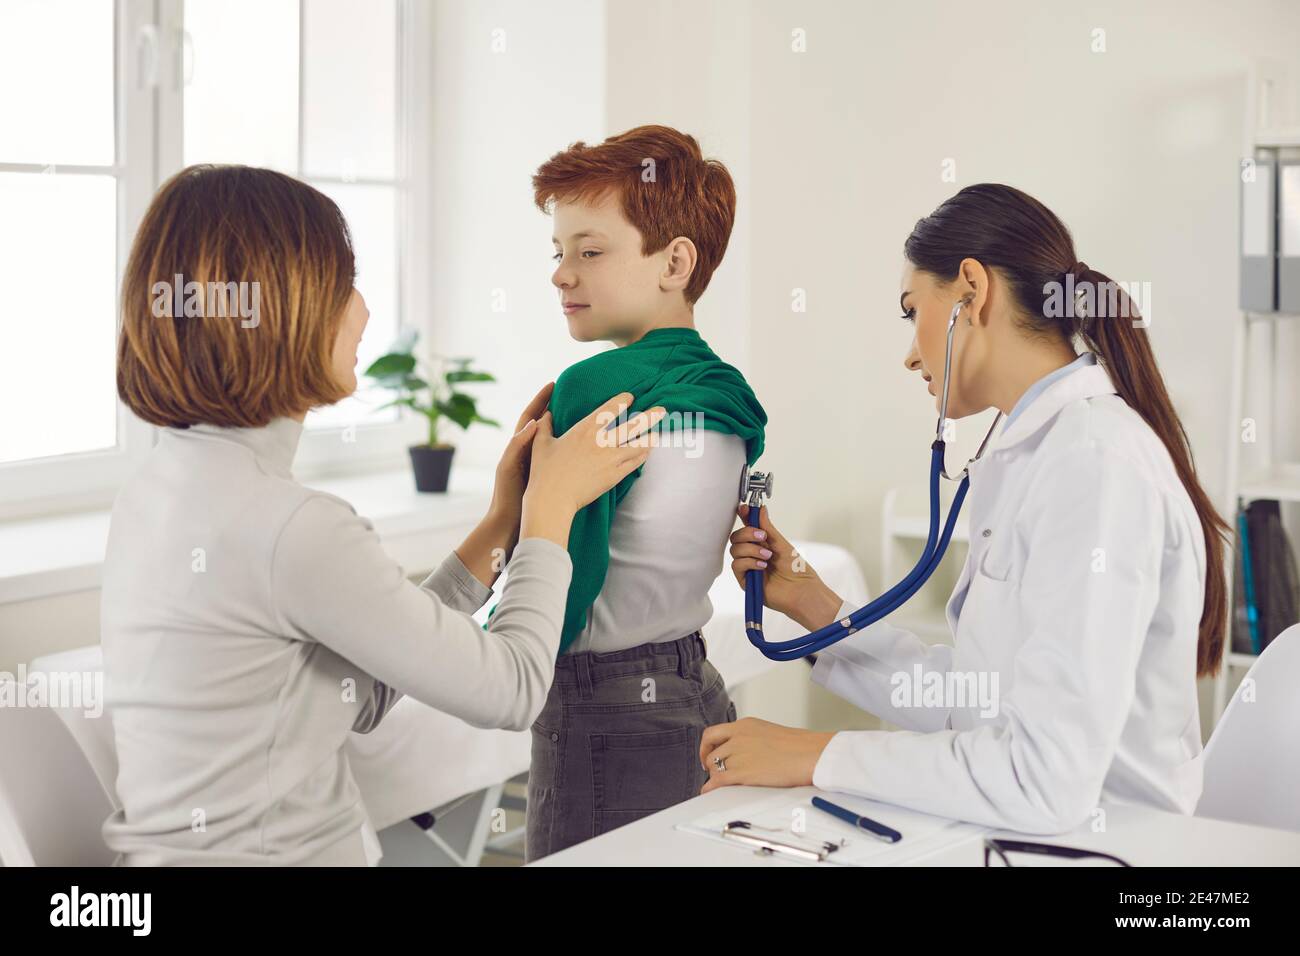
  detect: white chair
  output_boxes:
[0,679,117,866]
[27,646,120,807]
[1197,623,1300,832]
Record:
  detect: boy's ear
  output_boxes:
[658,236,698,295]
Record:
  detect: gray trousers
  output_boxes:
[524,632,735,862]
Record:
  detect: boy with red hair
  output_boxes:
[522,125,767,859]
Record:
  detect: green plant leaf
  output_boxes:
[365,352,416,378]
[446,370,495,384]
[367,341,499,440]
[436,393,477,430]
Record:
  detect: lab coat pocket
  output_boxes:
[954,556,1020,665]
[974,540,1014,583]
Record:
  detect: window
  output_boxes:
[0,0,430,520]
[0,0,156,520]
[182,0,405,439]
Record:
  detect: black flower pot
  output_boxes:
[409,444,455,493]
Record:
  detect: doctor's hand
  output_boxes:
[699,717,836,793]
[730,505,844,632]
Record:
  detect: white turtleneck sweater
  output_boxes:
[99,416,571,866]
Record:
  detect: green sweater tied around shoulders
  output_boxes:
[486,326,767,655]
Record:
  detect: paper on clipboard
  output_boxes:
[675,790,986,866]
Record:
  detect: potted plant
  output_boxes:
[363,330,500,493]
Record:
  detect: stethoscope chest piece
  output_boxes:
[739,464,774,509]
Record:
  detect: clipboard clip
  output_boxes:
[722,820,846,863]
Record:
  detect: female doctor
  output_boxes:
[701,183,1230,833]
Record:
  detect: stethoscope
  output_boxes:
[739,299,1003,661]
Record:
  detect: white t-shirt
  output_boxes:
[565,427,747,655]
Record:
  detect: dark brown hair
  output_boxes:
[118,164,356,428]
[532,124,736,305]
[905,183,1228,678]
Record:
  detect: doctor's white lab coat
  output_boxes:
[810,357,1208,834]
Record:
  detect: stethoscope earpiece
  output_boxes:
[936,297,1001,474]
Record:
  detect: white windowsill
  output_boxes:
[0,465,495,605]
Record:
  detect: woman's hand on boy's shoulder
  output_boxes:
[488,381,555,528]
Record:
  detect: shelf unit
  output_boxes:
[1214,95,1300,718]
[1216,304,1300,718]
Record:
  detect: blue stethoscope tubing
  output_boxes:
[742,299,1002,661]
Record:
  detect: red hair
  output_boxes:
[532,124,736,305]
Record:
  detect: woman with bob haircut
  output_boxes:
[102,164,665,866]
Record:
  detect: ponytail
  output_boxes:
[1072,263,1230,678]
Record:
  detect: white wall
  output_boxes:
[605,0,754,378]
[425,0,608,470]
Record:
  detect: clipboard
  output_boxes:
[675,790,986,866]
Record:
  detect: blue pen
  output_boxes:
[811,796,902,843]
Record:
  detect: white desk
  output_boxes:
[531,785,1300,867]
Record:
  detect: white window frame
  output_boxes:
[291,0,431,479]
[0,0,432,521]
[0,0,160,521]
